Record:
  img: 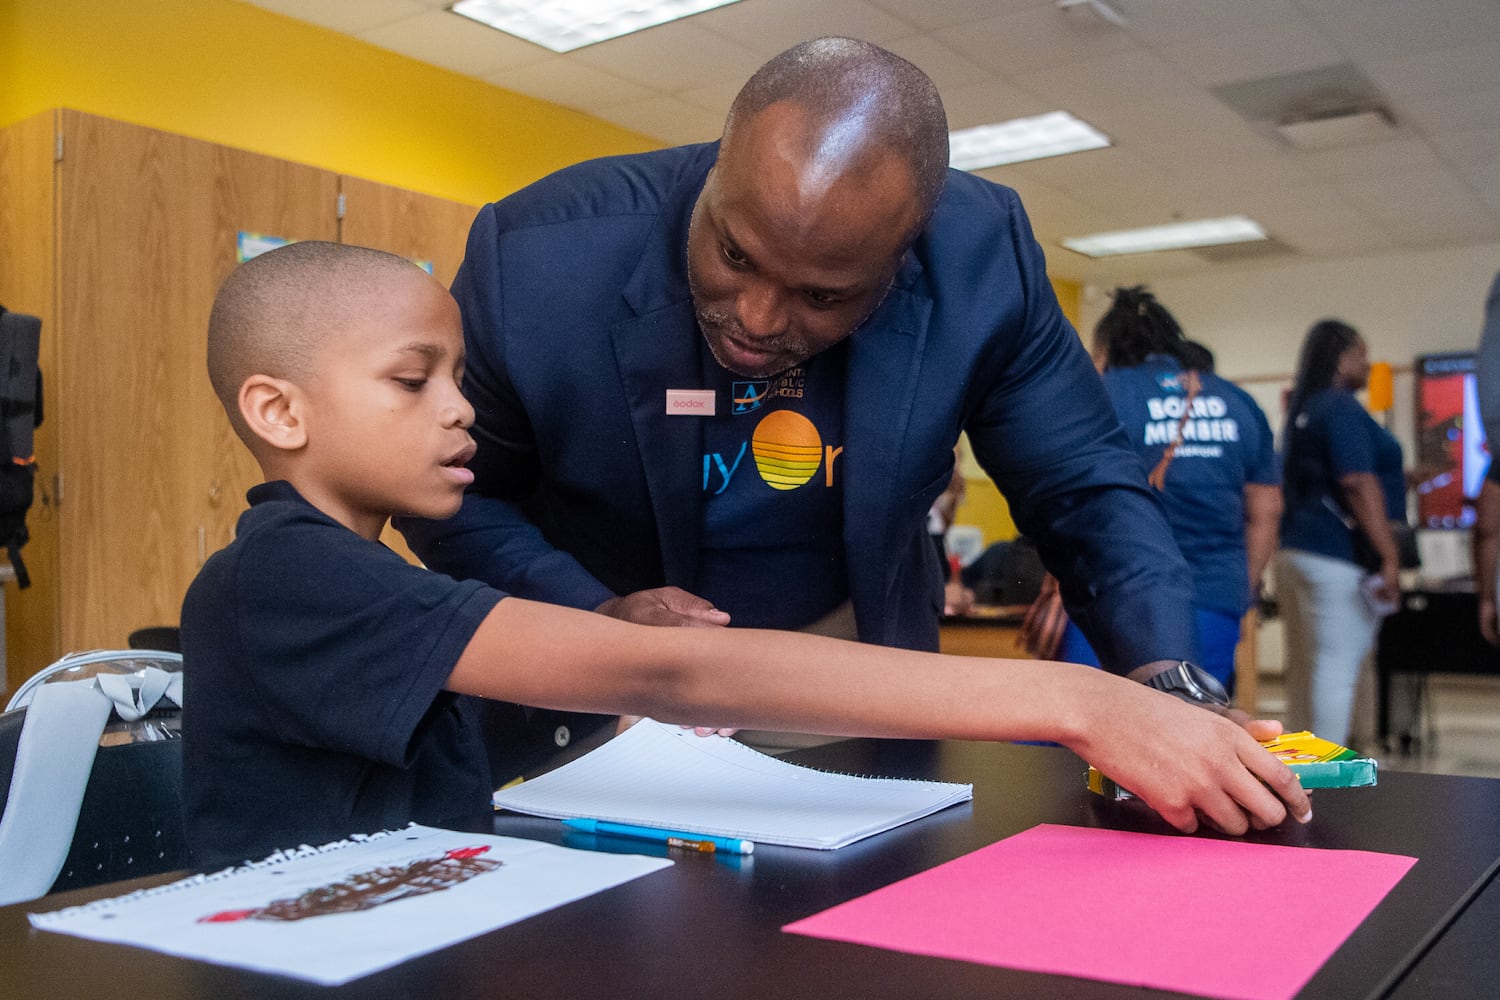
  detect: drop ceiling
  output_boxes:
[239,0,1500,286]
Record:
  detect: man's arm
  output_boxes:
[447,596,1312,835]
[960,188,1196,675]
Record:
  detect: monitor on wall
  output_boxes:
[1414,351,1487,529]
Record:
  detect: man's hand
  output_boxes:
[600,589,734,737]
[595,587,732,628]
[1019,574,1066,658]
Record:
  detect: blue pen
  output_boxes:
[562,818,754,855]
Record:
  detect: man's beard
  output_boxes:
[694,306,810,378]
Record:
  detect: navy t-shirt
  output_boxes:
[1104,357,1278,616]
[182,481,502,869]
[695,345,848,628]
[1281,387,1406,564]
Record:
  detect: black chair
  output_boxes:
[127,626,181,653]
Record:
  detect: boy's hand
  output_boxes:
[596,587,731,628]
[1069,677,1312,835]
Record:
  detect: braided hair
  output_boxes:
[1092,285,1186,370]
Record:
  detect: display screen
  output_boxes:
[1414,352,1487,528]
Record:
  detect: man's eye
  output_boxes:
[804,290,837,307]
[721,244,748,267]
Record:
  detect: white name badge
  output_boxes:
[665,389,716,416]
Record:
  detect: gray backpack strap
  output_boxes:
[0,681,112,905]
[0,654,183,906]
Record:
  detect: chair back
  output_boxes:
[0,650,185,903]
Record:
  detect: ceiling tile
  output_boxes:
[939,77,1053,130]
[591,95,729,146]
[570,22,766,91]
[1401,86,1500,136]
[1288,137,1445,182]
[867,0,1032,33]
[934,5,1139,77]
[1363,42,1500,103]
[879,34,991,91]
[1014,49,1198,112]
[484,59,658,112]
[357,9,552,77]
[1300,0,1500,62]
[1155,22,1342,87]
[240,0,428,34]
[694,0,914,54]
[1111,0,1306,47]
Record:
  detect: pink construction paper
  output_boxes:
[784,824,1416,1000]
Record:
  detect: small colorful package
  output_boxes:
[1088,730,1377,801]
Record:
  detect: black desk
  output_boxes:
[1376,589,1500,744]
[5,740,1500,999]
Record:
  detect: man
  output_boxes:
[401,38,1212,755]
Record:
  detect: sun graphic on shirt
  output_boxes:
[751,410,823,490]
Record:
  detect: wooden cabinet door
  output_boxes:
[55,111,338,652]
[338,175,478,563]
[0,111,62,687]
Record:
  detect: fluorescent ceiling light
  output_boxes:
[949,111,1111,171]
[450,0,743,52]
[1061,216,1268,257]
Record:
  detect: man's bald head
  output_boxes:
[722,37,949,228]
[207,241,424,443]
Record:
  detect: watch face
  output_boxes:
[1152,663,1229,706]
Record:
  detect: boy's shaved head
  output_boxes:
[207,241,424,443]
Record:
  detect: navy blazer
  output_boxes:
[403,143,1195,672]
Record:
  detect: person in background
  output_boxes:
[1022,288,1280,700]
[1471,271,1500,643]
[1276,320,1406,746]
[928,445,975,617]
[182,241,1310,866]
[400,37,1240,764]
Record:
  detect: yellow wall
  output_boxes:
[0,0,660,206]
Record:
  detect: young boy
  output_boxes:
[184,241,1309,868]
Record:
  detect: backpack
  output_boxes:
[0,305,43,589]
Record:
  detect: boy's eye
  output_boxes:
[395,377,427,391]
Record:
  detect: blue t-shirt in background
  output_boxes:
[1280,386,1406,564]
[1104,357,1278,617]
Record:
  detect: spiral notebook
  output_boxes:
[492,719,973,849]
[29,825,670,985]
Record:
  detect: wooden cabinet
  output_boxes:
[0,110,477,689]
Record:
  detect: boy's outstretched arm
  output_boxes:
[447,597,1312,836]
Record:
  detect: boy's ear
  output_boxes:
[239,374,307,451]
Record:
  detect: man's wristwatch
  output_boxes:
[1144,661,1230,708]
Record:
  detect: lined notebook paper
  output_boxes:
[492,719,972,849]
